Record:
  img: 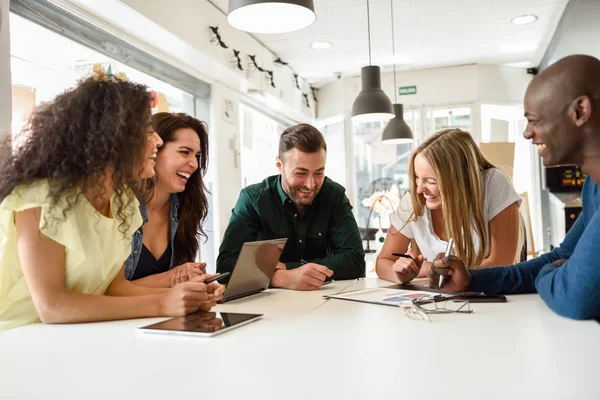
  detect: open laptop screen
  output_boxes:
[221,238,287,303]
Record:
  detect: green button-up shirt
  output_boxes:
[216,175,365,280]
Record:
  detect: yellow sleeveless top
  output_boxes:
[0,180,142,331]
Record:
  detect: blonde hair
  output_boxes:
[404,129,521,267]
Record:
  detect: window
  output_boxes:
[319,117,347,189]
[425,106,472,138]
[351,111,419,255]
[480,103,543,253]
[239,104,287,187]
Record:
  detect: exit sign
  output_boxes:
[398,86,417,95]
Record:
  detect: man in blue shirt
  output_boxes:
[430,54,600,320]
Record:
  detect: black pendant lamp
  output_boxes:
[351,0,394,123]
[381,0,413,144]
[228,0,316,34]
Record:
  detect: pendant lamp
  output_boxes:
[228,0,316,34]
[351,0,394,123]
[381,0,414,144]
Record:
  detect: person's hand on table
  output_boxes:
[392,248,423,283]
[197,277,226,311]
[271,262,333,291]
[429,253,472,292]
[168,262,207,287]
[160,275,209,316]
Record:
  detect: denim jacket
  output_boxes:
[124,194,180,280]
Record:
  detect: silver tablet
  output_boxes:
[138,311,262,337]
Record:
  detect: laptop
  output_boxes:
[220,238,287,303]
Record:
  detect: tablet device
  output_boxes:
[138,311,262,337]
[221,238,287,303]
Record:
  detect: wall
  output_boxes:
[65,0,315,122]
[0,0,11,140]
[319,65,477,119]
[211,82,243,242]
[539,0,600,69]
[318,64,532,141]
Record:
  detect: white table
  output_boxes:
[1,278,598,400]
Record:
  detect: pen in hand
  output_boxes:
[439,238,454,289]
[301,259,332,284]
[391,253,414,261]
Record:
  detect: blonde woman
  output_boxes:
[376,129,522,283]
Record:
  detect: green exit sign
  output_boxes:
[398,86,417,95]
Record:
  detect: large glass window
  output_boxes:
[480,103,542,254]
[319,118,347,189]
[425,106,472,138]
[352,111,420,259]
[239,104,287,187]
[10,13,194,138]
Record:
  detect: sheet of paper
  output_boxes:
[326,287,453,307]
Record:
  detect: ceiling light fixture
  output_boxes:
[310,41,332,50]
[381,0,413,144]
[351,0,394,123]
[227,0,316,34]
[511,14,537,25]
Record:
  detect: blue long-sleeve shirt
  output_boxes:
[469,176,600,320]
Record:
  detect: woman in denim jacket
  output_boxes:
[124,113,212,288]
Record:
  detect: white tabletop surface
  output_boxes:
[0,278,598,400]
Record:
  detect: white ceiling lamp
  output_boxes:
[351,0,394,123]
[310,41,332,50]
[511,14,537,25]
[381,0,413,144]
[227,0,316,34]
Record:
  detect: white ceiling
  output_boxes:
[211,0,569,86]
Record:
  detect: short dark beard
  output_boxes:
[281,175,303,206]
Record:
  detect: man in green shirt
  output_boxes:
[217,123,365,290]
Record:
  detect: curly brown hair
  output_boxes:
[0,76,152,235]
[150,112,210,264]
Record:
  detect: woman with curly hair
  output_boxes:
[125,112,212,287]
[0,74,223,331]
[375,128,523,284]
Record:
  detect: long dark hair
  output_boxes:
[150,112,210,264]
[0,76,152,235]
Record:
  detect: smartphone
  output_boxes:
[452,294,507,303]
[204,272,230,284]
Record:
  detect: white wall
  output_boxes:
[476,64,533,104]
[211,82,243,242]
[318,64,532,140]
[540,0,600,68]
[114,0,315,122]
[0,0,11,140]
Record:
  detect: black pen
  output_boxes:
[391,253,414,261]
[204,272,230,284]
